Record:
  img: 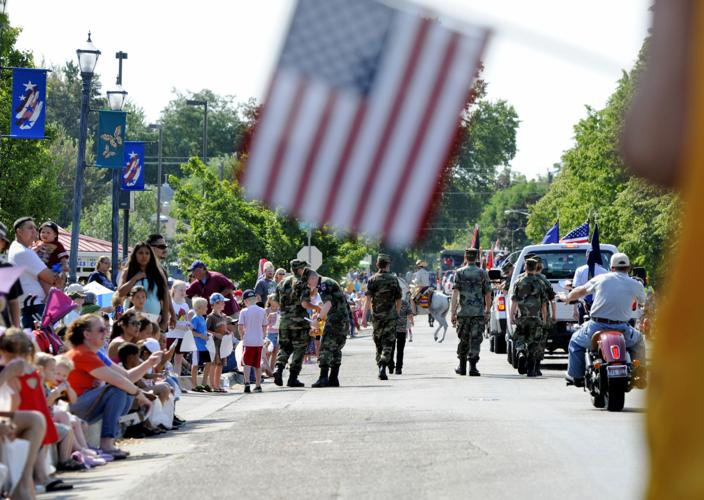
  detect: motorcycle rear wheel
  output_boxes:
[605,378,626,412]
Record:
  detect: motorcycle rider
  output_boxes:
[559,252,647,387]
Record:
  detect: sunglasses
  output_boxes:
[153,244,168,250]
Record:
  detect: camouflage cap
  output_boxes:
[464,248,479,261]
[377,253,392,264]
[290,259,308,271]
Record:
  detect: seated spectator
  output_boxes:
[0,350,48,497]
[8,217,59,329]
[64,315,156,459]
[87,256,116,291]
[80,293,101,315]
[0,329,71,492]
[107,311,141,363]
[125,286,150,320]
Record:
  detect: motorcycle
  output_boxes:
[584,329,639,412]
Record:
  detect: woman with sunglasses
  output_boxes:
[107,310,141,363]
[118,242,169,331]
[65,315,157,459]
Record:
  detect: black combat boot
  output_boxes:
[273,364,285,387]
[286,367,305,387]
[526,356,537,377]
[455,359,467,376]
[468,360,481,377]
[311,367,329,388]
[328,366,341,387]
[517,352,528,375]
[378,365,388,380]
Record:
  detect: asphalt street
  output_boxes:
[57,322,647,500]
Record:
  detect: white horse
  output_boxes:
[398,277,451,342]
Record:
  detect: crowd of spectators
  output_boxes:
[0,216,389,497]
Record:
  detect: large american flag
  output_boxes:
[560,222,590,244]
[243,0,489,246]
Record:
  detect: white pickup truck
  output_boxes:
[500,243,618,363]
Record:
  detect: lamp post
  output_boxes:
[186,99,208,163]
[149,123,164,233]
[504,209,530,216]
[106,51,128,287]
[68,32,100,284]
[511,227,524,252]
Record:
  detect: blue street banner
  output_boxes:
[10,68,48,139]
[541,221,560,244]
[121,141,145,191]
[96,110,126,168]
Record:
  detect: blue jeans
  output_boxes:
[70,385,134,439]
[567,320,646,379]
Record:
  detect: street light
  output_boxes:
[107,51,128,287]
[149,123,164,233]
[186,99,208,164]
[511,227,524,252]
[68,32,101,284]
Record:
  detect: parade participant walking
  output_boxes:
[273,259,310,387]
[8,217,59,328]
[510,258,548,377]
[363,254,402,381]
[310,272,350,388]
[450,249,491,376]
[388,294,413,375]
[534,256,556,376]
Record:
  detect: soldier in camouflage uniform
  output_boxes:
[363,254,402,381]
[510,258,548,377]
[534,256,556,376]
[450,248,492,376]
[310,272,350,388]
[273,259,310,387]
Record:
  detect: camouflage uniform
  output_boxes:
[535,272,555,359]
[317,277,349,369]
[453,264,491,362]
[366,270,402,367]
[511,274,546,360]
[275,274,310,372]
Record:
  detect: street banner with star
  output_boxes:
[121,141,145,191]
[10,68,48,139]
[96,110,126,168]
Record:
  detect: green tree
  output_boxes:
[78,190,156,245]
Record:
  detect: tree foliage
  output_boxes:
[78,190,157,245]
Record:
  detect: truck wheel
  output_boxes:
[494,334,507,354]
[606,379,626,412]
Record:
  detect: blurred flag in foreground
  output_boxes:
[243,0,489,246]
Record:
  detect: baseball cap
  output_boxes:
[242,289,256,301]
[84,292,97,304]
[209,292,230,304]
[188,260,206,272]
[143,338,161,353]
[65,283,86,298]
[290,259,308,271]
[377,253,391,264]
[610,253,630,268]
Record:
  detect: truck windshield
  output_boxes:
[522,250,614,280]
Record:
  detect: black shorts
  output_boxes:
[196,350,211,366]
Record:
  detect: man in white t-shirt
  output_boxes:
[7,217,58,328]
[571,249,608,323]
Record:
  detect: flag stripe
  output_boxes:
[291,90,338,215]
[262,77,308,204]
[320,102,368,225]
[399,33,489,245]
[349,17,432,233]
[381,32,460,237]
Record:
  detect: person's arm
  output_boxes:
[319,301,332,321]
[395,298,401,316]
[37,268,58,286]
[563,285,589,303]
[510,300,518,321]
[450,289,460,324]
[117,271,145,298]
[8,298,20,328]
[484,291,492,314]
[362,295,371,327]
[541,303,548,323]
[63,381,78,404]
[108,352,163,382]
[46,383,67,406]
